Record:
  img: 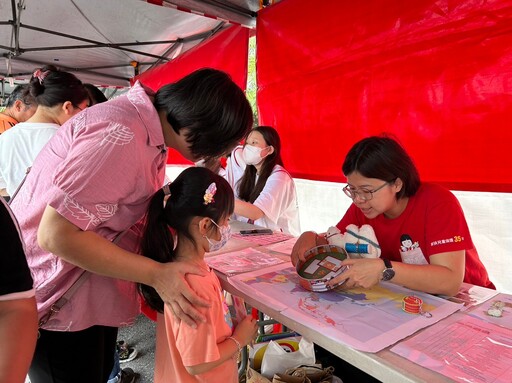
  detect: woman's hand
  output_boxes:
[152,261,211,328]
[290,231,318,266]
[328,258,383,289]
[232,315,258,347]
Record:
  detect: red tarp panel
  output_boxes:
[257,0,512,192]
[134,24,249,165]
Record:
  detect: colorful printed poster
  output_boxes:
[228,263,462,352]
[391,314,512,383]
[231,232,294,246]
[264,237,298,255]
[206,248,286,276]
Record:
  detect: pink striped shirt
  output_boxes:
[11,82,168,331]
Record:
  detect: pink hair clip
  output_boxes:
[203,182,217,205]
[33,69,50,85]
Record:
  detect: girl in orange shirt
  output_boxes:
[139,166,258,383]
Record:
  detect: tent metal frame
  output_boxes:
[0,0,257,83]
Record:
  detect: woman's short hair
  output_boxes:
[342,135,421,198]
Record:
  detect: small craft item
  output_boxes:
[296,244,349,292]
[325,224,381,259]
[402,295,432,318]
[487,300,505,317]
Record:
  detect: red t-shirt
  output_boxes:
[336,183,495,289]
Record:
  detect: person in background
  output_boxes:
[225,126,300,236]
[291,135,494,296]
[11,68,253,383]
[0,84,37,134]
[139,166,258,383]
[0,197,38,383]
[0,65,88,198]
[84,83,108,105]
[0,84,37,201]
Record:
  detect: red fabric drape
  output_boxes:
[133,25,249,165]
[257,0,512,192]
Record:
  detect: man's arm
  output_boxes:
[38,205,211,326]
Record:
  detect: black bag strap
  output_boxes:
[8,166,31,205]
[38,270,89,328]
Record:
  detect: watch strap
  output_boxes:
[381,258,395,281]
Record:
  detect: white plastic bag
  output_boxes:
[250,335,302,370]
[260,337,316,378]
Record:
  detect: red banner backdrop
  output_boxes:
[256,0,512,192]
[133,24,249,165]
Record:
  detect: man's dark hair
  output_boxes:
[5,84,34,108]
[154,68,253,159]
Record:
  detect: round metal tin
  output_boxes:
[296,244,349,292]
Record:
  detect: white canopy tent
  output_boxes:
[0,0,261,98]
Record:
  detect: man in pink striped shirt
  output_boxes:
[11,68,253,383]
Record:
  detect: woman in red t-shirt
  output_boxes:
[291,135,494,296]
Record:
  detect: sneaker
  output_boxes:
[117,340,138,363]
[119,368,139,383]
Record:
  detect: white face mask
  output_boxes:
[194,158,206,167]
[243,145,269,166]
[205,219,232,252]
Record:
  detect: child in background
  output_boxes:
[139,166,258,383]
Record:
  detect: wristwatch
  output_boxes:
[381,258,395,281]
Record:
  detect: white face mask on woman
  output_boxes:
[242,145,269,166]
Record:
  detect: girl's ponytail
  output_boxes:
[139,187,175,313]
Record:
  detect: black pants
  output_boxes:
[29,325,118,383]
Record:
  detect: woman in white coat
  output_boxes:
[225,126,300,236]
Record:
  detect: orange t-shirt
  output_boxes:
[0,113,18,134]
[154,269,238,383]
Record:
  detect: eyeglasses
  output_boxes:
[73,103,89,111]
[343,180,393,201]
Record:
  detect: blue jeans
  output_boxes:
[107,350,121,383]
